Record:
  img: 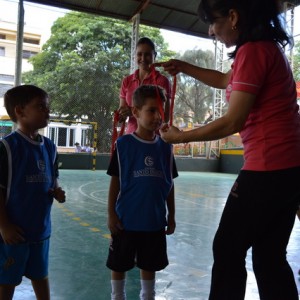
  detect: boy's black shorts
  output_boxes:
[106,229,168,272]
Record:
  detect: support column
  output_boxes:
[208,40,224,159]
[14,0,24,87]
[130,13,140,74]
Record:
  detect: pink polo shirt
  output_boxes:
[226,41,300,171]
[120,69,171,133]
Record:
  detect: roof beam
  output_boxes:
[129,0,151,21]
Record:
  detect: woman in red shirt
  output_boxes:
[118,37,171,133]
[157,1,300,299]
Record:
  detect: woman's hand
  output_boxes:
[153,59,186,76]
[159,124,184,144]
[118,105,132,122]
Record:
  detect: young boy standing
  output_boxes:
[0,85,65,300]
[107,85,178,300]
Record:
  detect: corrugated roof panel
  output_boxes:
[94,0,138,18]
[25,0,209,37]
[24,0,300,38]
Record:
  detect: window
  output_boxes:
[57,128,67,146]
[0,74,14,82]
[23,38,40,45]
[47,126,76,147]
[0,47,5,56]
[0,84,13,98]
[69,128,75,146]
[48,127,56,143]
[81,128,92,148]
[22,50,38,59]
[0,34,5,40]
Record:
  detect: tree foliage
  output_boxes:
[293,40,300,82]
[23,12,175,152]
[173,49,215,126]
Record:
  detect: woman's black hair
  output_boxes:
[198,0,293,59]
[136,37,157,57]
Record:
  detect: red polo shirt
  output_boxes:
[120,69,171,133]
[226,41,300,171]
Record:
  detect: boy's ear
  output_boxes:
[132,106,139,118]
[15,105,24,118]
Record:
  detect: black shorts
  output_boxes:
[106,229,168,272]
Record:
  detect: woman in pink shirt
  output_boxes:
[157,0,300,300]
[118,37,171,133]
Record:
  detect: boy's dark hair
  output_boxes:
[133,85,166,108]
[4,85,48,122]
[136,37,157,57]
[198,0,292,59]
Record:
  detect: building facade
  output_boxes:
[0,20,92,152]
[0,20,41,137]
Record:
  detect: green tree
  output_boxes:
[23,12,175,152]
[173,49,215,126]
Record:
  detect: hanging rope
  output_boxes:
[150,65,177,126]
[110,110,125,157]
[150,65,165,123]
[169,74,176,126]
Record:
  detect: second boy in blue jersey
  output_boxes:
[107,85,178,300]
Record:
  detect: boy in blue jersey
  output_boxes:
[107,85,178,300]
[0,85,65,300]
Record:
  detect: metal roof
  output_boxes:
[25,0,211,39]
[24,0,300,39]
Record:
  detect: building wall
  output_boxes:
[0,21,90,148]
[0,20,42,104]
[57,152,243,174]
[0,20,41,73]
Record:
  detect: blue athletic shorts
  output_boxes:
[0,238,50,285]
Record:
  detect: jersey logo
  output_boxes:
[37,160,46,172]
[144,156,154,167]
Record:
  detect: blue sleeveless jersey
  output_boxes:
[2,130,57,242]
[115,134,174,231]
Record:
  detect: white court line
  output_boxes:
[78,181,107,205]
[176,195,225,211]
[176,220,215,229]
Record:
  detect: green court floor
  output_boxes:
[12,170,300,299]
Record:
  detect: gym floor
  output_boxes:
[12,170,300,299]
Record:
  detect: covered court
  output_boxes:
[5,1,300,299]
[11,170,300,299]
